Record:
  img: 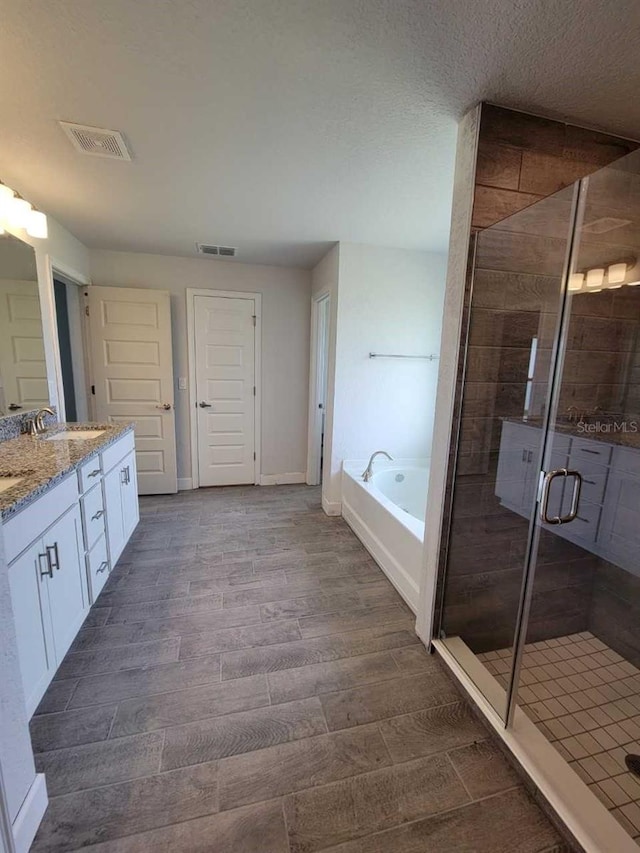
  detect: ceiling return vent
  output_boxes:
[196,243,237,258]
[59,121,132,161]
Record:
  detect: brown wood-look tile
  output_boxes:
[321,673,460,731]
[141,605,262,640]
[82,607,112,628]
[35,731,164,796]
[221,626,420,681]
[298,604,413,638]
[31,762,219,853]
[260,592,360,622]
[68,654,221,708]
[219,724,390,810]
[111,674,270,737]
[84,798,288,853]
[284,753,469,852]
[189,569,288,596]
[179,620,302,659]
[162,697,327,770]
[107,592,223,624]
[391,645,439,674]
[33,679,79,715]
[30,705,117,753]
[476,144,522,190]
[268,651,400,704]
[378,702,485,764]
[315,787,563,853]
[55,638,180,679]
[223,581,327,608]
[448,740,520,799]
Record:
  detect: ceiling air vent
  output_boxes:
[59,121,132,161]
[196,243,237,258]
[582,217,632,234]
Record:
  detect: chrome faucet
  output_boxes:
[362,450,393,482]
[27,407,56,436]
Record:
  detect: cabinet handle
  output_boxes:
[120,467,128,485]
[46,542,60,572]
[580,448,600,455]
[96,561,109,574]
[583,478,596,486]
[527,450,533,463]
[38,552,53,579]
[125,465,131,485]
[91,509,105,521]
[88,468,101,478]
[522,448,527,462]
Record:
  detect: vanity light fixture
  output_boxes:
[568,273,584,292]
[0,182,47,238]
[607,262,627,284]
[586,268,605,289]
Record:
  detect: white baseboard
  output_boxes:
[12,773,47,853]
[321,497,342,516]
[177,478,194,491]
[259,472,306,486]
[342,497,419,613]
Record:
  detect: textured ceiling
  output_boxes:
[1,0,640,268]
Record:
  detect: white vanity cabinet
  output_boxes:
[5,428,139,717]
[7,482,87,716]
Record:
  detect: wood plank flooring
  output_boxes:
[30,485,570,852]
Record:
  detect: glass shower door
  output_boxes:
[437,182,579,720]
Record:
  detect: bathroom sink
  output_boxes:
[0,477,23,494]
[44,430,105,441]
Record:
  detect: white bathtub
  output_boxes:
[341,460,428,613]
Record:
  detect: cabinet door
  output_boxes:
[599,469,640,574]
[8,540,54,716]
[43,504,88,663]
[496,424,529,513]
[121,449,140,542]
[104,464,126,565]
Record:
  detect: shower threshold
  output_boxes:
[434,636,640,853]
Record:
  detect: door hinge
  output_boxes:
[85,305,90,316]
[253,386,256,396]
[91,385,95,395]
[253,451,256,461]
[252,315,256,327]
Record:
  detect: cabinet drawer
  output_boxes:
[87,534,110,602]
[4,474,79,564]
[101,430,135,475]
[568,458,608,506]
[570,436,613,466]
[567,500,602,545]
[81,483,106,550]
[611,445,640,478]
[78,455,102,494]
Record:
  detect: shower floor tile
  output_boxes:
[478,632,640,844]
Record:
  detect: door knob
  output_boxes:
[156,403,172,410]
[198,401,212,408]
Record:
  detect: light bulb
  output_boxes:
[9,198,32,229]
[0,184,15,221]
[26,210,47,239]
[608,263,627,284]
[586,268,605,289]
[568,273,584,292]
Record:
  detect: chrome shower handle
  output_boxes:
[539,468,583,525]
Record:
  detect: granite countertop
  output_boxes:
[0,422,134,520]
[502,417,640,449]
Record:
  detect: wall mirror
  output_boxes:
[0,234,49,417]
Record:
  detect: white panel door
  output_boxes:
[88,286,177,495]
[0,280,49,412]
[194,295,256,486]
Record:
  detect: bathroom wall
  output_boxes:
[324,243,447,510]
[89,250,312,486]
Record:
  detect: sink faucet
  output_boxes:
[27,407,56,436]
[362,450,393,482]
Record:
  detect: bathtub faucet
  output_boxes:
[362,451,393,482]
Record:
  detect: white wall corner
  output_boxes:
[415,104,481,642]
[259,472,306,486]
[177,478,194,491]
[321,497,342,516]
[12,773,47,853]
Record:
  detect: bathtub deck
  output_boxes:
[31,485,568,853]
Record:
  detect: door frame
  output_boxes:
[306,292,330,485]
[186,289,262,489]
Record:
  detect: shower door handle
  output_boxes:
[539,468,582,525]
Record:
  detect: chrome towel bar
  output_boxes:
[368,352,439,361]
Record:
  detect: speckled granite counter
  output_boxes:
[0,422,134,520]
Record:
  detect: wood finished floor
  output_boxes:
[31,485,569,852]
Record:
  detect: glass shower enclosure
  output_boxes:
[436,147,640,842]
